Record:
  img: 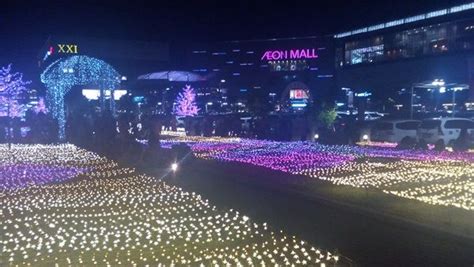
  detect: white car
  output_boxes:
[371,120,421,143]
[417,117,474,146]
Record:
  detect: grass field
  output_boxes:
[161,136,474,211]
[166,159,474,266]
[1,144,345,266]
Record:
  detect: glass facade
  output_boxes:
[338,18,474,67]
[334,2,474,38]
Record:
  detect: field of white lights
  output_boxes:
[1,144,343,266]
[161,136,474,211]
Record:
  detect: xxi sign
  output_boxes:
[57,44,78,54]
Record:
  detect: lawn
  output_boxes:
[161,136,473,212]
[1,144,344,266]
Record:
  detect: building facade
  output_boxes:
[334,3,474,113]
[185,2,474,115]
[185,37,335,113]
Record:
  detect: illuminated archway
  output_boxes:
[41,55,120,140]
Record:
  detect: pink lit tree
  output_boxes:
[173,85,200,116]
[34,97,48,114]
[0,64,31,118]
[0,96,23,117]
[0,64,30,96]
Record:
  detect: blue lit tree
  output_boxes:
[41,55,120,140]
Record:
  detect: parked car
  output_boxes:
[417,117,474,146]
[371,120,421,143]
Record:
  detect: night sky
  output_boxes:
[0,0,469,81]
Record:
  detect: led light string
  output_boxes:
[1,144,342,266]
[161,136,474,210]
[40,55,120,139]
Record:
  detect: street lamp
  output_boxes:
[449,86,469,117]
[171,162,178,172]
[205,102,213,113]
[410,80,468,118]
[410,79,444,119]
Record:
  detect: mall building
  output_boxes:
[185,2,474,114]
[334,2,474,114]
[36,3,474,116]
[185,37,335,113]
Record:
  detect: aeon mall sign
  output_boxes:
[261,48,318,61]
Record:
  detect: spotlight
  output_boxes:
[171,163,178,172]
[314,134,319,140]
[362,134,369,141]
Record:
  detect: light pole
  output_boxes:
[410,85,414,119]
[205,102,213,113]
[450,85,469,117]
[410,80,470,118]
[452,88,456,117]
[410,79,445,119]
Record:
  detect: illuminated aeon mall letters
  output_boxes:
[261,49,318,60]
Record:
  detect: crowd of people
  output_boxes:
[0,111,58,144]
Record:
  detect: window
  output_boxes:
[421,120,441,129]
[344,37,384,65]
[396,121,420,130]
[268,60,309,71]
[340,18,474,66]
[350,45,384,64]
[373,122,393,131]
[444,120,474,129]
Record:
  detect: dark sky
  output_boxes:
[0,0,469,80]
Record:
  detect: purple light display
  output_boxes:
[161,137,473,210]
[0,164,88,191]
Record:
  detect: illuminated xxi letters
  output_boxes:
[57,44,78,54]
[261,49,318,60]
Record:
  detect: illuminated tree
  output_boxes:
[0,64,31,118]
[0,64,30,95]
[34,97,48,114]
[0,97,23,117]
[173,85,199,116]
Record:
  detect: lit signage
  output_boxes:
[289,89,309,99]
[261,49,318,61]
[82,89,127,100]
[354,92,372,97]
[57,44,78,54]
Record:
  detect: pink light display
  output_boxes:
[161,137,474,210]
